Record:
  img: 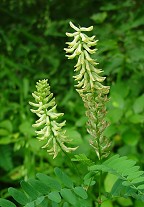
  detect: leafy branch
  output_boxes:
[0,168,89,207]
[89,154,144,201]
[64,22,111,160]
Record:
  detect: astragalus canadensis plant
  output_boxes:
[1,22,144,207]
[64,21,111,160]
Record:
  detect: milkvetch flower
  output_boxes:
[65,22,111,159]
[64,21,110,94]
[29,79,78,158]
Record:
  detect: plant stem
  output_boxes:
[24,147,35,180]
[97,137,102,207]
[56,139,82,181]
[98,169,102,207]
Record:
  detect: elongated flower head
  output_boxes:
[29,79,77,158]
[65,22,111,160]
[64,21,110,95]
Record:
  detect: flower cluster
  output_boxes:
[64,21,109,94]
[65,22,111,159]
[81,92,111,159]
[29,79,77,158]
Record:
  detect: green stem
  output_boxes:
[97,136,102,207]
[98,170,102,207]
[56,139,82,181]
[24,147,35,180]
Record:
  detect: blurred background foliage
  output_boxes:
[0,0,144,206]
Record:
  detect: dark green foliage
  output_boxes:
[0,145,13,171]
[5,168,89,207]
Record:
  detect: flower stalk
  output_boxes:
[65,22,111,160]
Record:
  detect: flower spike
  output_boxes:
[64,22,110,94]
[29,79,78,158]
[65,22,111,160]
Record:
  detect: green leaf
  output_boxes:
[84,172,95,180]
[91,12,107,23]
[137,184,144,190]
[117,197,133,206]
[20,180,39,200]
[0,129,9,136]
[123,166,140,177]
[75,116,87,127]
[99,40,118,52]
[36,198,48,206]
[37,173,61,190]
[60,188,77,205]
[122,181,132,187]
[131,16,144,28]
[8,187,29,205]
[0,145,13,171]
[65,128,83,145]
[0,120,13,132]
[110,179,123,196]
[107,108,123,123]
[133,95,144,114]
[83,178,96,187]
[127,171,144,180]
[122,129,140,146]
[48,191,61,203]
[72,154,94,166]
[111,93,125,109]
[73,187,88,199]
[28,179,50,195]
[0,199,16,207]
[0,136,14,145]
[103,124,117,138]
[129,114,144,124]
[52,201,59,207]
[25,202,34,207]
[19,121,35,136]
[28,138,44,152]
[35,196,45,205]
[131,177,144,184]
[110,82,129,98]
[101,199,113,207]
[135,200,144,207]
[104,173,118,192]
[63,202,70,207]
[83,172,96,186]
[54,168,73,188]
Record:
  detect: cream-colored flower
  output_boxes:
[29,79,78,158]
[65,22,111,160]
[64,22,110,94]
